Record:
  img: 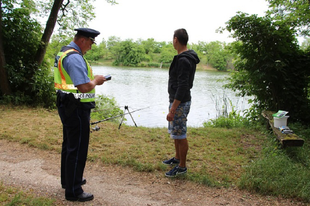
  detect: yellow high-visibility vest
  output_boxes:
[54,48,95,102]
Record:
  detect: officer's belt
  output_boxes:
[57,90,95,99]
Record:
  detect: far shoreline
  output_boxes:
[91,60,221,72]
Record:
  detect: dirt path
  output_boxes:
[0,140,307,206]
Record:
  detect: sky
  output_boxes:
[88,0,269,44]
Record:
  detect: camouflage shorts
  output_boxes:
[168,101,191,139]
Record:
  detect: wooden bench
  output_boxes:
[261,111,304,147]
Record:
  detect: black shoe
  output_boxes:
[165,165,187,177]
[62,178,86,189]
[66,192,94,202]
[162,157,180,165]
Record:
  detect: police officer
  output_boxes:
[54,28,106,202]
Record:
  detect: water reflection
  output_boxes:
[93,66,251,128]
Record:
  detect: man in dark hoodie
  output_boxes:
[163,28,200,177]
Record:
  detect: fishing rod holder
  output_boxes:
[90,105,149,130]
[119,105,137,129]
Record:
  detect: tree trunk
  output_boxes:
[0,0,11,95]
[34,0,64,65]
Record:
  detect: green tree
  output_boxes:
[153,41,166,53]
[85,41,107,61]
[190,42,207,67]
[0,0,10,95]
[301,38,310,51]
[193,41,232,71]
[106,36,121,61]
[107,36,121,50]
[139,38,156,54]
[205,41,228,71]
[45,34,72,66]
[35,0,116,65]
[267,0,310,36]
[225,12,310,122]
[112,39,145,67]
[159,43,174,64]
[1,0,49,105]
[0,0,115,106]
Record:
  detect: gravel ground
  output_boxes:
[0,140,308,206]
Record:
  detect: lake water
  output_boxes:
[93,66,251,128]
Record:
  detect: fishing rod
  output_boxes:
[90,106,150,131]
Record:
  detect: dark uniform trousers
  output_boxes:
[57,94,91,198]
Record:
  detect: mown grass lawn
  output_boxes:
[1,105,310,202]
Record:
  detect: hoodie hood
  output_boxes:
[178,49,200,64]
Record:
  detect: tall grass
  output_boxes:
[203,94,252,128]
[238,124,310,201]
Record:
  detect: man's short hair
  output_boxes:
[174,28,188,46]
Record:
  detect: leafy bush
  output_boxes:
[91,95,123,123]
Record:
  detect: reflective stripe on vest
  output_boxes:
[57,90,96,99]
[55,49,78,90]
